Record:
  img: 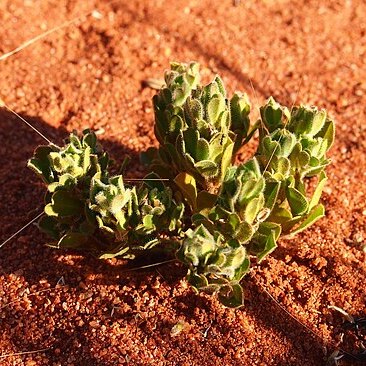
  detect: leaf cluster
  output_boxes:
[29,62,335,308]
[28,130,184,259]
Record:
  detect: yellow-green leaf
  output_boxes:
[174,172,197,210]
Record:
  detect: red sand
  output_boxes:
[0,1,365,365]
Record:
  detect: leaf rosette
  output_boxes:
[145,62,252,197]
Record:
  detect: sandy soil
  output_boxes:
[0,0,365,365]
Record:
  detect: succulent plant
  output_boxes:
[89,174,185,258]
[192,159,264,238]
[177,224,250,308]
[191,157,281,264]
[135,180,185,236]
[144,62,251,202]
[28,129,110,186]
[256,98,335,234]
[28,62,335,309]
[28,130,185,258]
[188,96,335,267]
[27,130,110,251]
[258,97,334,178]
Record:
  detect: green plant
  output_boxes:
[177,224,250,307]
[28,130,184,259]
[256,98,334,234]
[28,62,335,308]
[143,62,252,198]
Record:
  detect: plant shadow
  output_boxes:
[0,107,186,364]
[0,106,178,280]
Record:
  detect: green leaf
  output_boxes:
[208,133,226,162]
[186,98,204,122]
[155,88,172,107]
[269,206,293,224]
[239,177,265,206]
[264,181,280,210]
[188,273,209,291]
[281,216,303,233]
[260,97,284,132]
[228,212,240,229]
[310,109,327,136]
[82,130,97,148]
[213,246,247,278]
[82,146,91,173]
[230,92,250,133]
[309,171,328,210]
[196,191,217,212]
[280,132,296,157]
[69,133,82,150]
[176,133,186,155]
[27,145,58,184]
[195,160,219,178]
[154,114,168,144]
[235,221,254,243]
[213,75,226,97]
[99,152,110,172]
[169,115,184,135]
[220,141,234,182]
[249,222,281,261]
[142,215,155,231]
[289,204,325,236]
[196,138,210,161]
[45,191,83,217]
[99,246,130,259]
[244,195,264,224]
[38,215,60,239]
[218,110,230,131]
[276,157,290,176]
[163,143,181,169]
[48,173,76,193]
[207,95,225,126]
[57,233,89,249]
[316,118,335,150]
[174,172,197,210]
[194,119,211,138]
[259,221,282,239]
[262,137,280,157]
[173,88,188,106]
[286,186,308,216]
[48,152,68,173]
[110,191,131,215]
[234,255,251,280]
[218,283,244,308]
[257,230,277,262]
[180,225,217,267]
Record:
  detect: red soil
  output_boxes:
[0,1,365,365]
